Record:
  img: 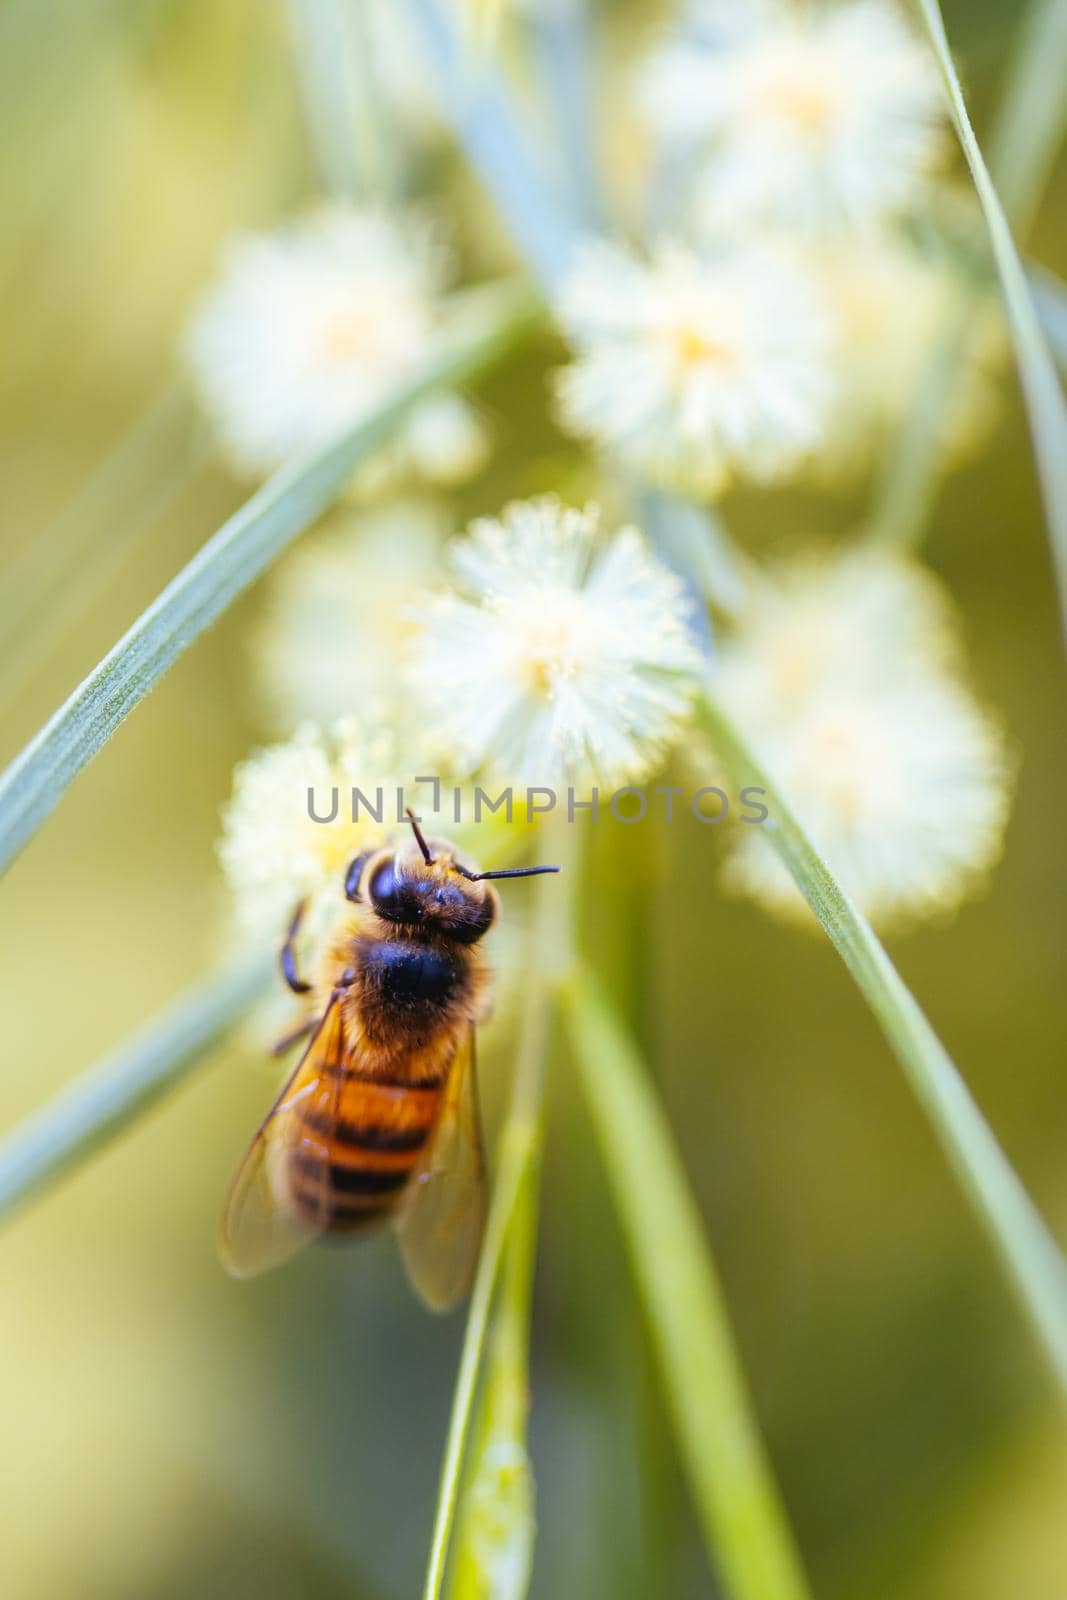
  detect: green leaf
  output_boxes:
[289,0,402,203]
[0,383,206,718]
[1029,260,1067,374]
[985,0,1067,239]
[0,280,542,880]
[912,0,1067,642]
[0,382,191,648]
[423,840,567,1600]
[446,1159,539,1600]
[867,282,975,549]
[561,966,812,1600]
[698,688,1067,1395]
[423,1115,542,1600]
[407,0,581,293]
[871,0,1067,548]
[0,953,270,1224]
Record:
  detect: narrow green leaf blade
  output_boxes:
[423,1125,540,1600]
[0,953,270,1223]
[0,282,542,879]
[562,966,812,1600]
[407,0,581,293]
[985,0,1067,239]
[1029,259,1067,373]
[699,688,1067,1395]
[446,1158,539,1600]
[913,0,1067,648]
[423,837,568,1600]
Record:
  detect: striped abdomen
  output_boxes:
[284,1070,445,1233]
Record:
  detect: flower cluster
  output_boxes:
[812,228,1005,479]
[220,498,706,922]
[218,719,401,936]
[549,0,1002,496]
[555,239,835,495]
[712,550,1013,928]
[251,499,445,732]
[208,0,1015,950]
[221,510,1014,943]
[407,498,704,790]
[186,204,486,487]
[639,0,946,238]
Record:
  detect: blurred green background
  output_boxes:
[2,1,1067,1596]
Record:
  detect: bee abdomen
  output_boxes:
[300,1105,431,1152]
[287,1147,415,1232]
[286,1082,442,1233]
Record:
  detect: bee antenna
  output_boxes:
[458,864,561,881]
[405,808,434,865]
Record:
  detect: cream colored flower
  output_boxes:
[408,498,703,789]
[219,717,525,944]
[218,720,402,938]
[714,549,1013,929]
[185,204,487,484]
[555,238,834,495]
[641,0,946,237]
[251,499,445,732]
[714,546,963,707]
[812,225,1005,480]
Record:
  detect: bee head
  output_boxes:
[357,811,559,945]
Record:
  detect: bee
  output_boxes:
[219,810,558,1310]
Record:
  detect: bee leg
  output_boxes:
[344,850,373,903]
[280,898,313,995]
[270,1017,315,1056]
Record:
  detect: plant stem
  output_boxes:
[562,965,812,1600]
[986,0,1067,241]
[423,826,573,1600]
[871,0,1067,549]
[867,284,975,551]
[406,0,581,293]
[287,0,364,201]
[0,398,208,723]
[445,1149,540,1600]
[1029,260,1067,372]
[288,0,403,203]
[0,953,271,1223]
[528,0,604,227]
[0,381,191,629]
[422,1122,539,1600]
[912,0,1067,654]
[698,686,1067,1396]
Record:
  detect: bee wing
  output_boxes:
[394,1027,487,1313]
[219,994,347,1279]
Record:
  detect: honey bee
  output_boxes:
[219,811,558,1309]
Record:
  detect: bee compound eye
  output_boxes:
[369,858,399,910]
[368,858,394,901]
[368,859,422,924]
